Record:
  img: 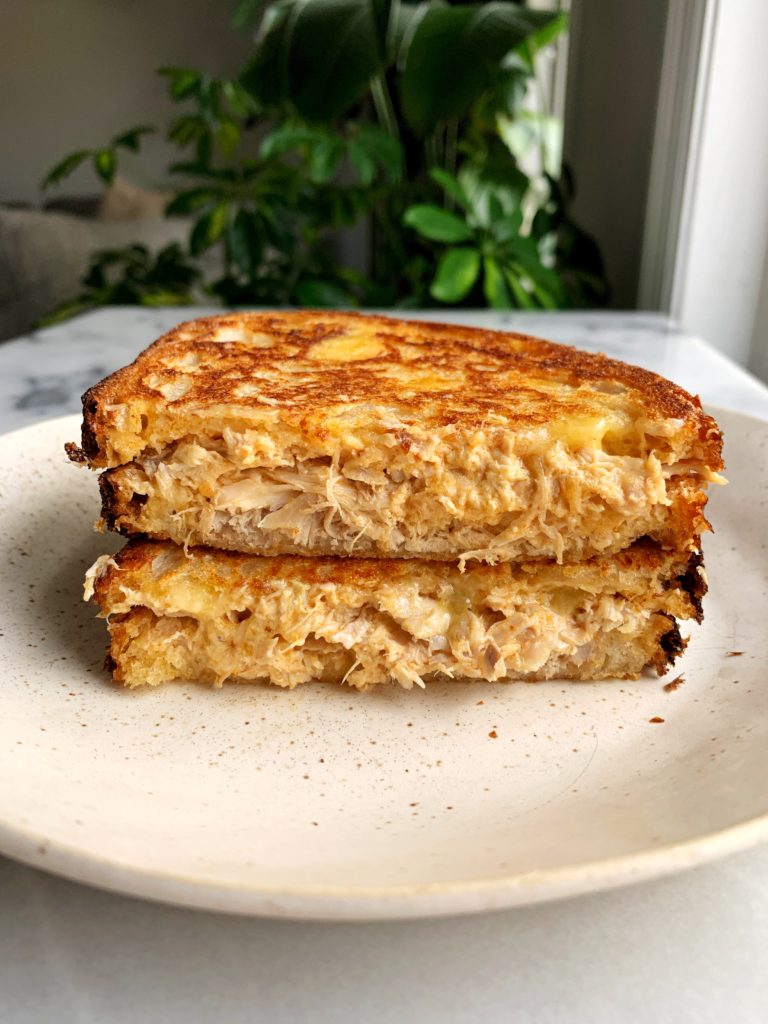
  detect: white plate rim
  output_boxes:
[2,800,768,920]
[0,404,766,921]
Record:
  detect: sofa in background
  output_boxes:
[0,177,201,341]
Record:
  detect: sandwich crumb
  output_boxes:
[663,674,685,692]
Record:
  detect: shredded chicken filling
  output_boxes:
[105,576,656,690]
[114,435,713,562]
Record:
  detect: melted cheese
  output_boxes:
[308,332,385,362]
[549,411,635,453]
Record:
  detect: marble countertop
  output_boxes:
[1,307,768,1024]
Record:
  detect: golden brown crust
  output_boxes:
[70,310,724,470]
[668,548,707,622]
[656,617,688,669]
[93,536,702,610]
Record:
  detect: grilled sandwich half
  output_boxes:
[67,312,723,565]
[87,539,704,689]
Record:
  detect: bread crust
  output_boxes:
[93,537,704,616]
[68,310,723,471]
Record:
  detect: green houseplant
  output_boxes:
[41,0,607,320]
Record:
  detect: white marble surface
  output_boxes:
[1,307,768,1024]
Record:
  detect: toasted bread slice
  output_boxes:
[87,539,705,690]
[68,311,724,563]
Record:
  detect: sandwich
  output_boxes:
[85,538,704,689]
[67,311,723,566]
[70,310,723,690]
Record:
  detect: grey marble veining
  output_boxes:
[1,307,768,436]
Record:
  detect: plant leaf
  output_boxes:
[168,115,207,147]
[504,264,535,309]
[387,0,430,66]
[228,208,263,276]
[404,204,473,243]
[296,277,356,307]
[197,78,224,120]
[260,125,321,158]
[400,3,564,135]
[309,136,345,183]
[458,158,527,229]
[112,125,155,151]
[535,10,569,50]
[241,0,388,121]
[40,149,91,190]
[429,167,470,210]
[509,262,555,309]
[521,10,568,60]
[488,193,504,224]
[222,79,258,118]
[482,256,511,308]
[430,246,480,303]
[493,61,529,117]
[189,202,229,255]
[231,0,269,30]
[94,148,117,184]
[165,187,220,216]
[260,125,345,182]
[353,124,404,182]
[529,277,558,310]
[159,67,201,101]
[493,208,523,243]
[216,119,241,158]
[507,236,564,300]
[169,161,236,181]
[348,139,377,186]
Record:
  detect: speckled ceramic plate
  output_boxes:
[0,408,766,920]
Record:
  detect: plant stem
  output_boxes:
[370,75,400,139]
[532,47,555,179]
[446,119,458,175]
[425,131,440,172]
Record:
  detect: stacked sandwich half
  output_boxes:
[69,312,724,689]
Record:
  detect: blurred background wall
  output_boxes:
[0,0,249,204]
